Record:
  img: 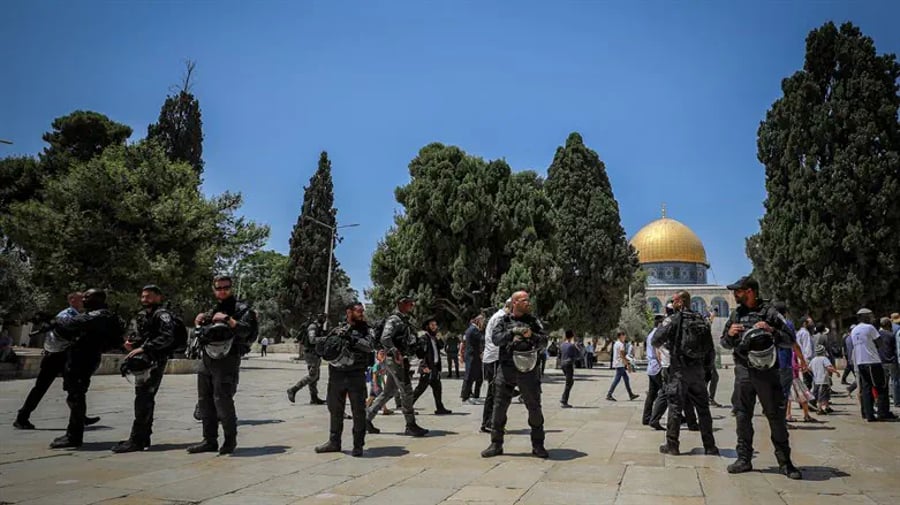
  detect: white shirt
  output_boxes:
[428,334,439,364]
[612,340,626,368]
[850,323,881,366]
[645,328,661,376]
[796,327,813,361]
[809,356,832,385]
[482,308,505,364]
[261,337,269,346]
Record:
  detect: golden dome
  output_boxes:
[630,217,708,266]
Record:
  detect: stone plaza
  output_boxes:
[1,354,897,505]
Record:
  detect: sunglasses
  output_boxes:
[214,285,232,291]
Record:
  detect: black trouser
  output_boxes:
[461,356,483,400]
[19,351,67,419]
[732,364,791,465]
[708,367,719,403]
[413,367,446,411]
[666,367,716,450]
[131,358,167,444]
[481,361,498,428]
[260,346,267,357]
[62,352,100,443]
[447,353,459,378]
[650,369,697,426]
[197,353,240,444]
[491,364,544,446]
[327,367,367,449]
[856,363,890,420]
[643,373,663,424]
[289,355,321,400]
[561,363,574,404]
[539,354,547,377]
[842,363,855,383]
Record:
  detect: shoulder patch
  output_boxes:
[159,312,172,323]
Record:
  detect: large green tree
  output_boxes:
[753,22,900,321]
[1,140,268,316]
[545,132,638,335]
[370,144,564,331]
[283,152,345,327]
[147,61,204,176]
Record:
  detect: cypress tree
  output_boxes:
[283,152,340,327]
[147,61,204,176]
[755,22,900,321]
[545,132,638,335]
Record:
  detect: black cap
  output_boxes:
[421,316,437,331]
[141,284,163,295]
[726,276,759,292]
[396,293,416,304]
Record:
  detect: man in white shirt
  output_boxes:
[850,308,896,421]
[606,331,639,401]
[796,317,814,389]
[480,299,510,433]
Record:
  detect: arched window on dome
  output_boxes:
[710,297,729,318]
[691,297,707,314]
[648,297,662,315]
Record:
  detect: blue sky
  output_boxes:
[3,1,899,297]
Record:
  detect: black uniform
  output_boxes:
[721,300,795,466]
[288,320,324,403]
[489,313,547,450]
[53,305,123,446]
[324,321,374,451]
[196,297,257,449]
[445,334,460,378]
[461,324,484,401]
[125,306,177,446]
[412,330,449,412]
[652,309,717,453]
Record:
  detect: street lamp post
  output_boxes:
[302,215,359,329]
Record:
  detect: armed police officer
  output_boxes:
[50,289,124,449]
[15,292,101,430]
[482,290,549,459]
[113,285,181,453]
[721,276,802,480]
[314,302,374,457]
[287,313,326,405]
[187,275,258,455]
[652,291,718,456]
[365,294,428,437]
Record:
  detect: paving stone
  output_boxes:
[1,356,898,505]
[620,465,702,496]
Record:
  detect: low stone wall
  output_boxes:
[0,350,199,381]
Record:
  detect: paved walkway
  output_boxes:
[1,355,897,504]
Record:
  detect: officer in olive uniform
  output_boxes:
[314,302,374,457]
[365,295,428,437]
[187,275,258,455]
[287,313,326,405]
[50,289,124,449]
[113,285,177,453]
[721,276,801,480]
[652,290,718,456]
[482,290,549,459]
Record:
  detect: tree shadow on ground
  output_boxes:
[84,425,113,431]
[229,445,290,457]
[683,447,739,458]
[420,430,458,437]
[786,424,836,431]
[758,465,849,481]
[237,419,284,427]
[506,428,563,435]
[363,445,409,458]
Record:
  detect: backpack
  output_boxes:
[370,318,386,349]
[677,311,713,361]
[169,315,189,356]
[315,325,348,361]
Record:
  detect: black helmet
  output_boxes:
[200,322,234,359]
[743,327,776,369]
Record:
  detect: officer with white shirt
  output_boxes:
[850,308,896,421]
[480,299,510,433]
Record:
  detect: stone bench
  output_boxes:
[0,349,199,381]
